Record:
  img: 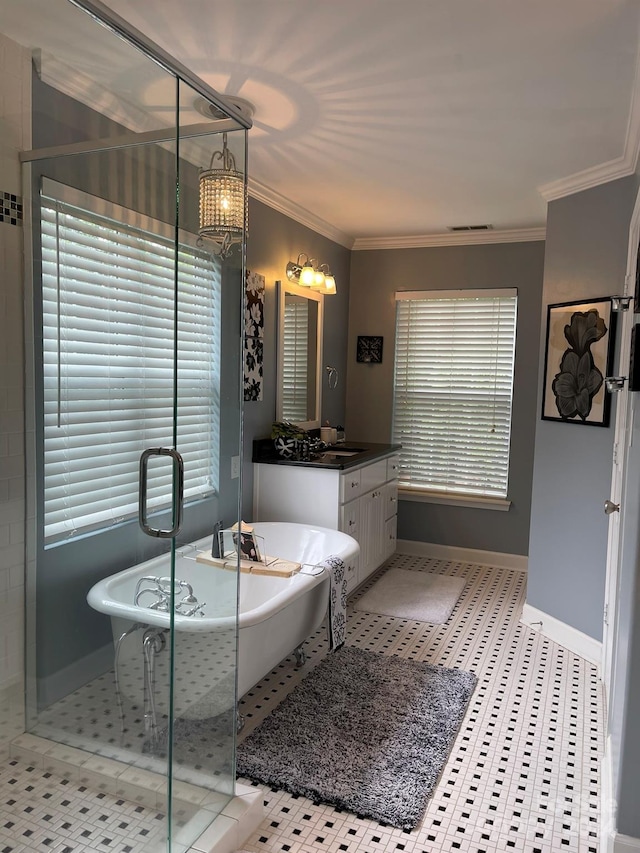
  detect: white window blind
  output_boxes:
[41,184,221,544]
[392,289,517,499]
[281,299,309,423]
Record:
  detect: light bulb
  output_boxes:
[299,264,316,286]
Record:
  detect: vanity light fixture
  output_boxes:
[199,132,246,257]
[285,254,337,294]
[611,295,632,312]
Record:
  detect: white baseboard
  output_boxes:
[396,538,528,572]
[615,835,640,852]
[521,602,602,667]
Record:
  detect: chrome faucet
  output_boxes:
[133,576,205,616]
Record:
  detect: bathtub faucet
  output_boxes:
[133,575,205,616]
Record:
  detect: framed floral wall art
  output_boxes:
[244,270,265,402]
[541,297,616,427]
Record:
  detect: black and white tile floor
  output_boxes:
[0,552,602,852]
[236,553,601,853]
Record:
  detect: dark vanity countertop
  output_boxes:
[252,438,401,470]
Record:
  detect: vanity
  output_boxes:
[259,277,400,592]
[253,442,400,592]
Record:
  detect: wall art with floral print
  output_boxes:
[541,297,616,427]
[244,270,265,402]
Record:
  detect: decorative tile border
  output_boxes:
[0,191,23,226]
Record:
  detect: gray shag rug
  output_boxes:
[354,568,466,624]
[236,645,476,830]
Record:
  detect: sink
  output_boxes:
[321,450,361,457]
[327,446,367,453]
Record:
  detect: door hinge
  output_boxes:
[604,603,609,625]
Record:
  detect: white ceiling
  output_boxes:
[5,0,640,247]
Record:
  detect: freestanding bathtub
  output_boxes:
[87,522,359,722]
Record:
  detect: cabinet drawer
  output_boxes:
[360,459,388,493]
[383,480,398,520]
[387,454,400,481]
[340,469,362,501]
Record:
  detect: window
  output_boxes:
[41,181,220,544]
[392,289,517,500]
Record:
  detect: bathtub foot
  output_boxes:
[294,645,306,667]
[236,708,245,733]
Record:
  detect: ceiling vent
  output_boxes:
[447,224,494,232]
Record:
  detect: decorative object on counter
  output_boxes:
[271,420,308,458]
[244,270,265,402]
[356,334,383,363]
[320,424,333,443]
[542,297,616,426]
[285,252,337,295]
[354,568,465,624]
[236,645,477,830]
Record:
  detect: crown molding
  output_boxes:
[538,154,636,203]
[351,227,546,250]
[248,178,355,249]
[539,24,640,203]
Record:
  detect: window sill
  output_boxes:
[398,488,511,512]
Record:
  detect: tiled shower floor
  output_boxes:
[0,757,171,852]
[0,551,602,852]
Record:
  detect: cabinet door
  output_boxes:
[382,480,398,521]
[359,487,386,581]
[340,501,361,592]
[340,500,360,542]
[384,515,397,560]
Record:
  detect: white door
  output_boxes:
[602,241,639,697]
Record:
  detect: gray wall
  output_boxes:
[527,177,637,641]
[346,241,545,556]
[242,198,351,520]
[526,174,640,841]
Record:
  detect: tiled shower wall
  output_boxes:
[0,32,30,754]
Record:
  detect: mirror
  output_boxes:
[276,279,324,430]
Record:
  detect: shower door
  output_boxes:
[19,2,248,851]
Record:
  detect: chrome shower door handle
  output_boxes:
[604,499,620,515]
[138,447,184,538]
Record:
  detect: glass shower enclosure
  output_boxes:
[9,0,250,849]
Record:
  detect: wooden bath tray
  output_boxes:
[195,551,301,577]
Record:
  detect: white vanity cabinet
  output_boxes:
[253,452,399,592]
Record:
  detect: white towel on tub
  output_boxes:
[323,555,347,650]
